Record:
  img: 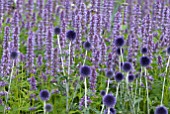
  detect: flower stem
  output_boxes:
[161,56,170,105]
[83,50,87,66]
[107,107,110,114]
[84,77,87,108]
[144,68,149,114]
[44,101,46,114]
[4,60,14,114]
[101,78,110,114]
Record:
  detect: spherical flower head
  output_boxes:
[141,47,148,54]
[155,105,168,114]
[166,46,170,55]
[100,90,106,96]
[54,27,60,35]
[10,51,18,59]
[128,74,135,82]
[116,48,124,55]
[106,70,114,78]
[114,36,125,47]
[39,90,50,101]
[45,103,53,112]
[110,108,116,114]
[66,30,76,41]
[104,108,116,114]
[80,65,91,77]
[84,41,91,50]
[114,72,124,82]
[103,94,116,107]
[140,56,151,67]
[122,62,132,72]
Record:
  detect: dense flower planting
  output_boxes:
[0,0,170,114]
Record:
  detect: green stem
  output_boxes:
[145,68,149,114]
[101,78,110,114]
[4,60,14,114]
[161,56,170,105]
[84,77,87,108]
[44,101,46,114]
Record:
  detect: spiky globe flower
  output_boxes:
[66,30,76,41]
[154,105,168,114]
[106,70,114,78]
[114,72,124,82]
[10,51,18,59]
[104,108,116,114]
[166,46,170,55]
[103,94,116,107]
[84,41,91,50]
[80,65,91,77]
[114,36,125,47]
[54,27,60,35]
[140,56,151,67]
[122,62,132,72]
[116,48,124,55]
[141,47,148,54]
[110,108,116,114]
[100,90,106,96]
[44,103,53,112]
[128,74,135,82]
[39,90,50,101]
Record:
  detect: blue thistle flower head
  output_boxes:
[84,41,91,50]
[39,90,50,101]
[66,30,76,41]
[45,103,53,112]
[140,56,151,67]
[155,105,168,114]
[128,74,135,82]
[166,46,170,55]
[141,47,148,54]
[80,65,91,77]
[122,62,132,72]
[114,36,125,47]
[114,72,124,82]
[106,70,114,78]
[116,48,124,55]
[100,90,106,96]
[54,27,60,35]
[10,51,18,59]
[103,94,116,107]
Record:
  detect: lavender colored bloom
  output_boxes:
[89,66,97,93]
[37,55,43,67]
[28,76,37,90]
[26,32,35,74]
[29,107,36,111]
[0,81,8,87]
[79,96,92,110]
